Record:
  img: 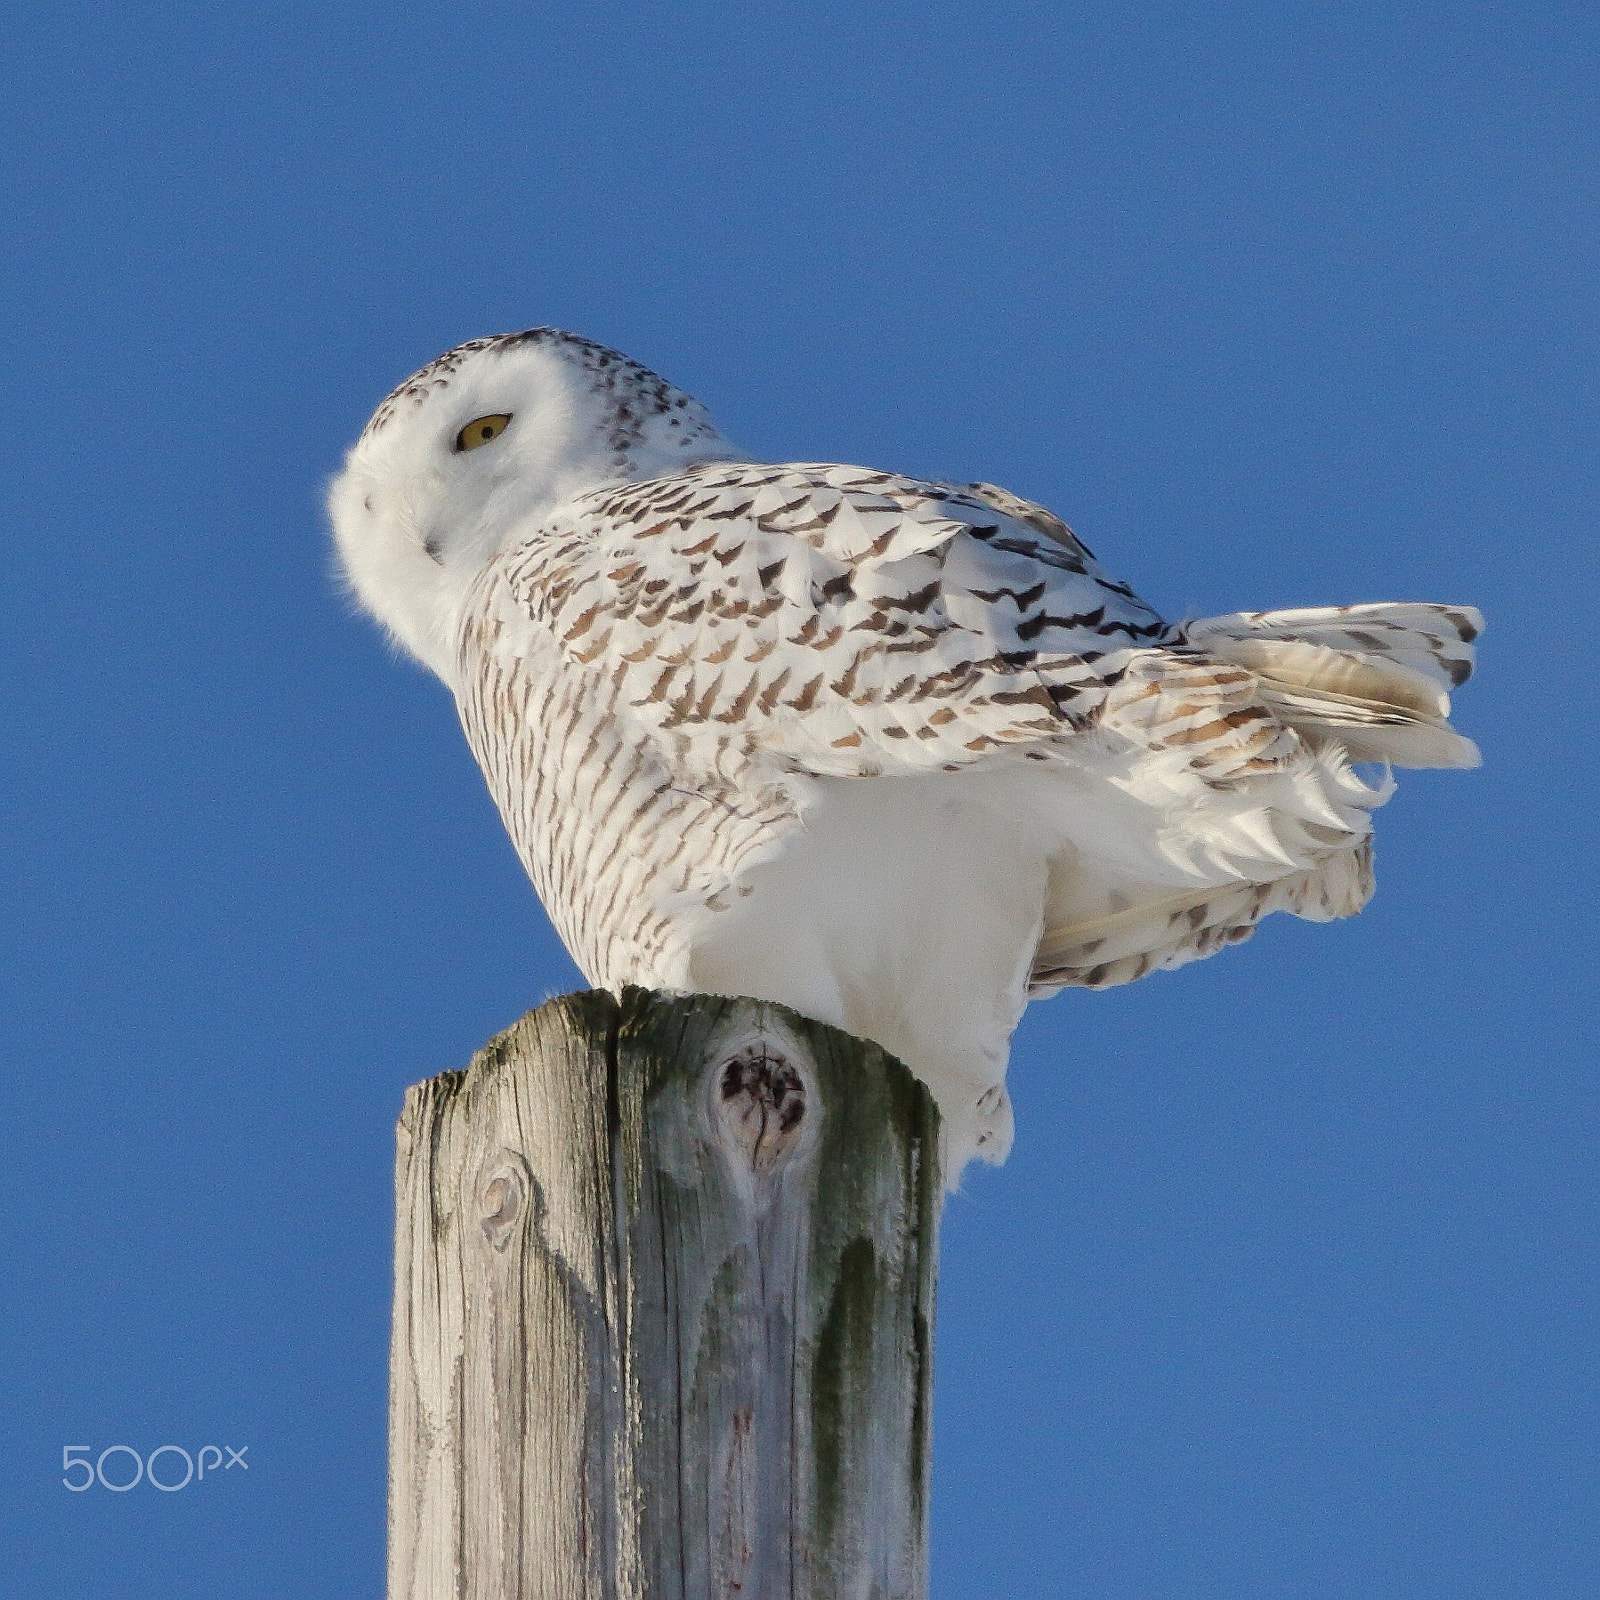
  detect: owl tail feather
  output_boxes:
[1180,602,1483,770]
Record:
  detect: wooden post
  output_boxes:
[389,986,941,1600]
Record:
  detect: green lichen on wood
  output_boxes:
[811,1235,880,1548]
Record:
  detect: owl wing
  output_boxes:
[465,458,1478,996]
[483,458,1304,786]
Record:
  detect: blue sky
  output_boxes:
[2,3,1594,1594]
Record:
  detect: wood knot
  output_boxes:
[714,1040,807,1176]
[478,1157,529,1251]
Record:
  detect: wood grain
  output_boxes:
[390,987,940,1599]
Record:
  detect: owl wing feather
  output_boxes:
[464,458,1478,995]
[489,459,1305,786]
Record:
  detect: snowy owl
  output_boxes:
[330,329,1480,1179]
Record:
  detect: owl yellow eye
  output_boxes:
[455,413,512,452]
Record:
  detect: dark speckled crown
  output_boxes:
[360,328,718,469]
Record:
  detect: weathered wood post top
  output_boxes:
[390,986,941,1600]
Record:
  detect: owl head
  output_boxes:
[329,329,738,680]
